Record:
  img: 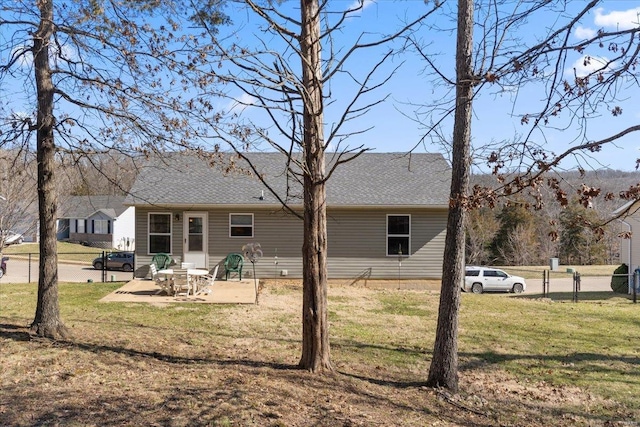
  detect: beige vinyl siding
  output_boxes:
[205,208,303,273]
[324,208,446,279]
[134,206,447,279]
[621,215,640,273]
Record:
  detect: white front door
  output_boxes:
[183,212,207,268]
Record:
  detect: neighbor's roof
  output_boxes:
[613,199,640,217]
[59,195,129,219]
[125,152,452,208]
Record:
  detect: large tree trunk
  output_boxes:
[30,0,69,339]
[426,0,474,392]
[298,0,332,373]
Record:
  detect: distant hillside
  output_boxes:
[471,169,640,213]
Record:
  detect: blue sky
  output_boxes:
[218,1,640,172]
[2,1,639,172]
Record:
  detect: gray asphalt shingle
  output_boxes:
[125,152,451,207]
[59,195,128,219]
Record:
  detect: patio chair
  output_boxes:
[196,265,219,296]
[151,253,173,270]
[171,268,191,297]
[224,253,244,280]
[149,264,171,295]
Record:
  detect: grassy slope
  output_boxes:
[0,281,637,426]
[3,242,106,263]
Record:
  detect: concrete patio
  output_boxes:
[99,278,258,304]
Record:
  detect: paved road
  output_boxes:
[0,258,135,284]
[528,275,615,293]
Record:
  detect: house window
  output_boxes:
[387,214,410,256]
[76,219,85,233]
[229,213,254,238]
[149,213,171,253]
[93,220,110,234]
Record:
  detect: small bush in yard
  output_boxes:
[611,263,628,293]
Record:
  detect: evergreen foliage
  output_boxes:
[611,263,629,294]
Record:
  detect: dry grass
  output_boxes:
[0,280,638,426]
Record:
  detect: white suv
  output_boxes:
[463,266,526,294]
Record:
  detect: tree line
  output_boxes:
[466,170,638,267]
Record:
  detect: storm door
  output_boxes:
[183,212,207,268]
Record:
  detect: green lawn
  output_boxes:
[3,242,107,263]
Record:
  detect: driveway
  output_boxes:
[0,258,135,284]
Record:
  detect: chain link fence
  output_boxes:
[0,251,136,284]
[505,265,637,303]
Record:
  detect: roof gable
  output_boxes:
[59,195,128,219]
[126,152,452,207]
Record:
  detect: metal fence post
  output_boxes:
[102,251,107,283]
[542,270,549,298]
[28,253,32,283]
[634,268,639,304]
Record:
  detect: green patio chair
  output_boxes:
[151,253,173,270]
[224,253,244,280]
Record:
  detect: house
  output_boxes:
[125,152,452,279]
[57,195,136,250]
[613,199,640,292]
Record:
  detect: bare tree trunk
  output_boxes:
[298,0,332,373]
[30,0,69,339]
[426,0,474,392]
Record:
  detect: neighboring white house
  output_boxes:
[57,195,136,250]
[613,199,640,293]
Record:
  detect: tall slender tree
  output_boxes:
[412,0,640,391]
[190,0,439,371]
[0,0,229,338]
[30,0,66,337]
[426,0,474,392]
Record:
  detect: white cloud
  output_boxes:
[11,43,79,68]
[567,55,611,78]
[594,7,640,30]
[226,93,256,114]
[574,25,596,40]
[347,0,376,15]
[10,46,32,67]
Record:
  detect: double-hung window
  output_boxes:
[149,213,171,253]
[93,220,110,234]
[387,214,410,256]
[229,213,254,238]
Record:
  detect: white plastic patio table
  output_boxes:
[158,268,209,295]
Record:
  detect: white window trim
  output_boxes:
[386,214,411,257]
[148,212,172,255]
[229,213,254,238]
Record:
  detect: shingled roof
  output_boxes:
[59,195,129,219]
[125,152,451,207]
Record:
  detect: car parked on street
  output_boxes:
[0,256,8,279]
[92,252,135,272]
[463,266,526,294]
